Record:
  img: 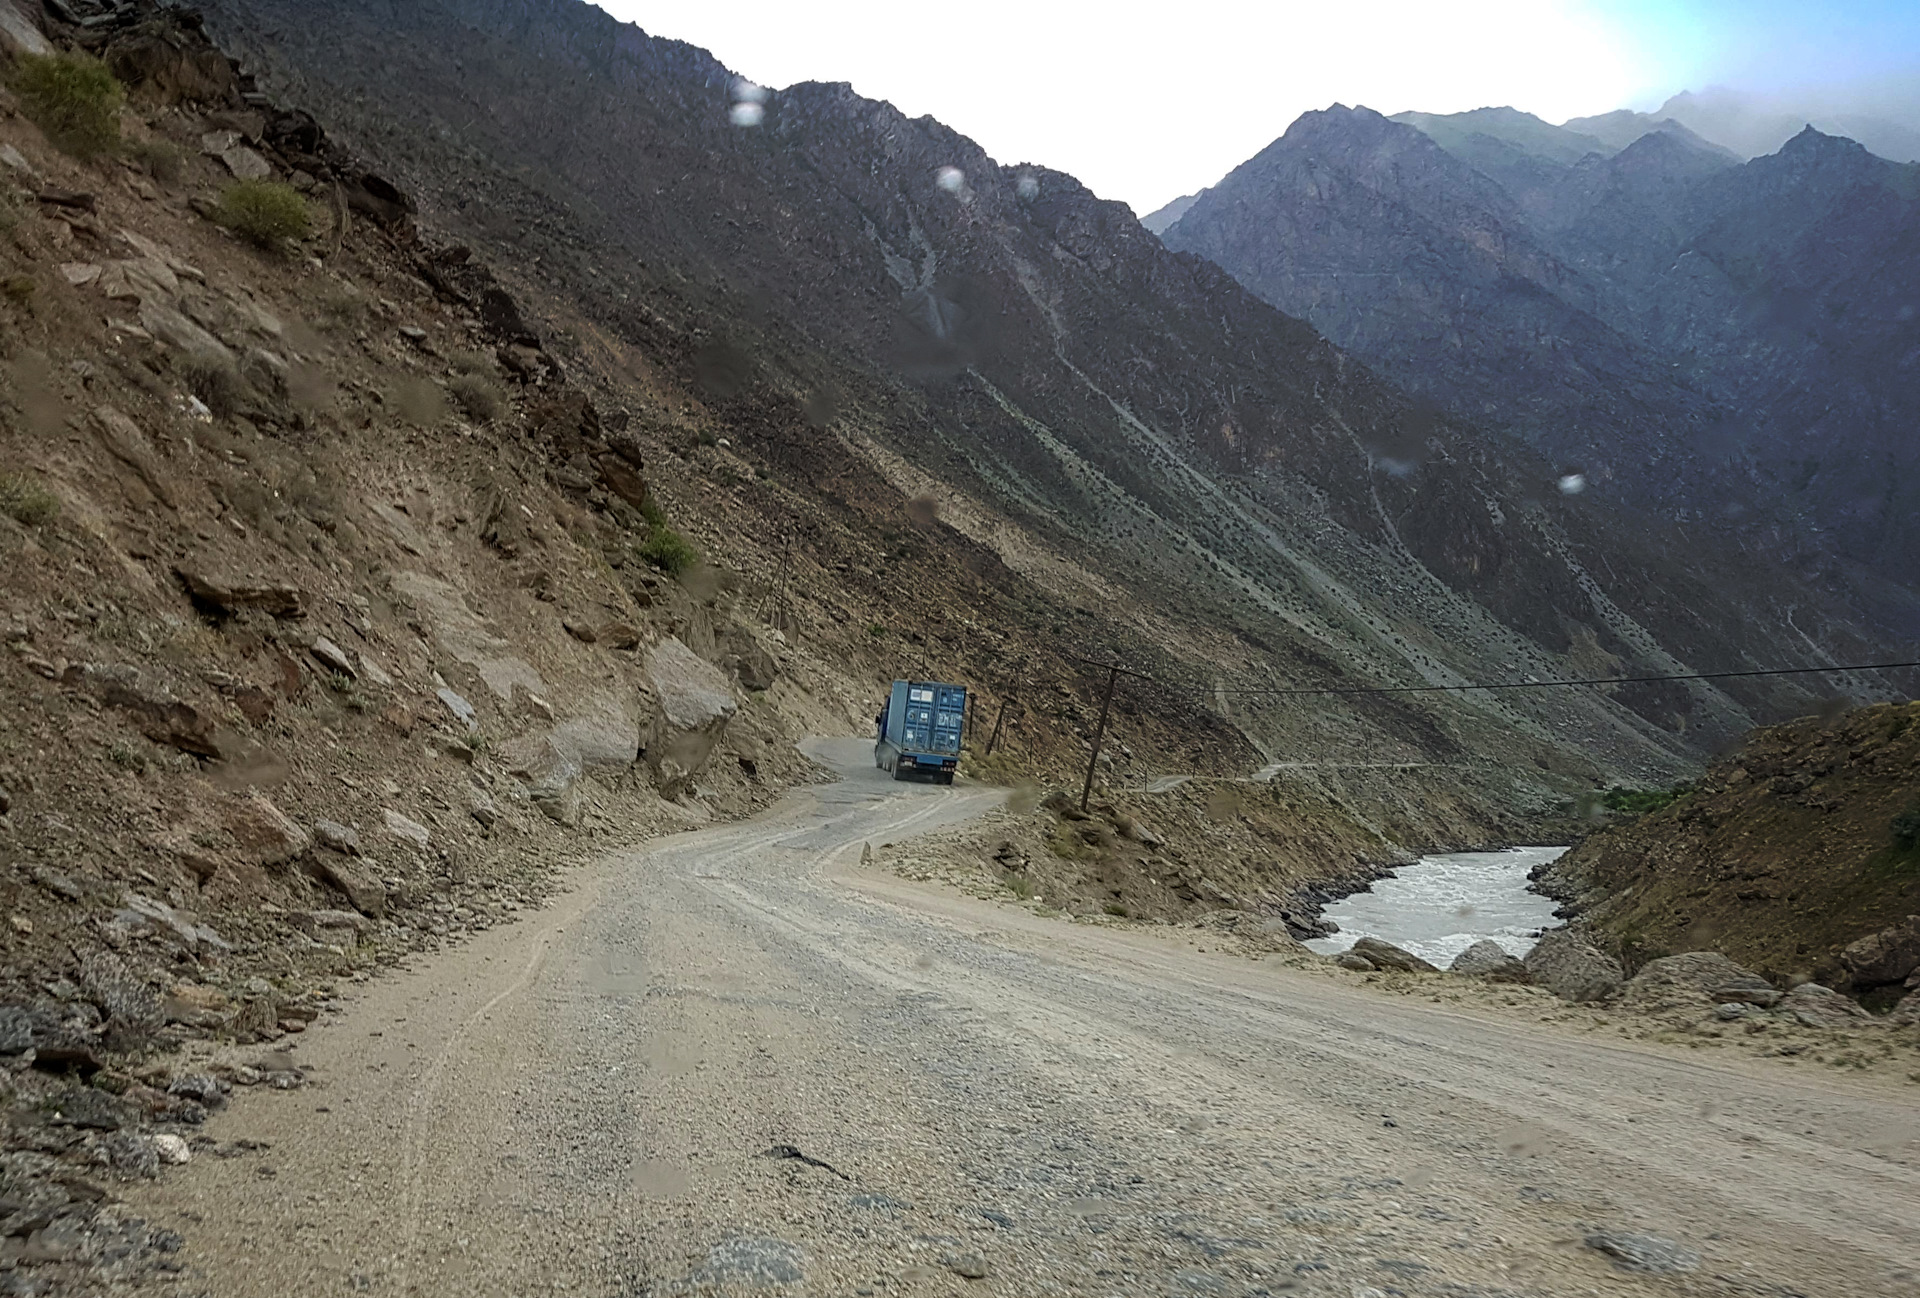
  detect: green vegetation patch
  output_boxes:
[1601,783,1693,817]
[0,472,59,527]
[635,499,697,578]
[213,180,312,249]
[9,53,122,157]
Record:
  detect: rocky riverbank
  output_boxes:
[1536,702,1920,1000]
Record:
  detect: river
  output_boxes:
[1304,846,1568,968]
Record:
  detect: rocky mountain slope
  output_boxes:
[201,0,1912,760]
[1540,702,1920,1004]
[1157,105,1920,618]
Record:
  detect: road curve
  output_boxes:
[137,740,1920,1297]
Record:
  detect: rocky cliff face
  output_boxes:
[1160,108,1920,625]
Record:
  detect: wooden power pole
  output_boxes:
[1079,664,1120,812]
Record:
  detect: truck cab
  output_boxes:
[875,679,967,784]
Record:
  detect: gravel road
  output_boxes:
[135,741,1920,1297]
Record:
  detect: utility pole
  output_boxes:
[1079,664,1120,812]
[985,671,1020,758]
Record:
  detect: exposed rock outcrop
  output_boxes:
[642,638,736,798]
[1348,937,1438,974]
[1618,952,1773,1011]
[1449,940,1531,982]
[1524,929,1623,1003]
[1839,917,1920,991]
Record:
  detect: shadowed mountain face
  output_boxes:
[196,0,1904,793]
[1159,107,1920,623]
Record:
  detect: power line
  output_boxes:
[1063,653,1920,699]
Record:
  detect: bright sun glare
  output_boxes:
[595,0,1643,211]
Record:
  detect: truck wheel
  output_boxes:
[939,772,955,786]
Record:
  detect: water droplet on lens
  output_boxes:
[1557,473,1587,495]
[732,78,768,104]
[936,166,965,193]
[1016,175,1040,201]
[729,102,764,128]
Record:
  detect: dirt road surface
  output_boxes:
[136,741,1920,1297]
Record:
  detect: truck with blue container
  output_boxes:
[874,680,967,783]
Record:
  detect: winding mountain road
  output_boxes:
[137,741,1919,1297]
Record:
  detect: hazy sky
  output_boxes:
[593,0,1920,214]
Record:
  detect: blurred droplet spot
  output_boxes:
[633,1158,691,1196]
[1499,1121,1551,1157]
[936,166,965,193]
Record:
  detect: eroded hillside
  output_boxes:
[1540,702,1920,995]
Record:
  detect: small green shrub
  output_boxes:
[0,473,59,526]
[867,622,886,638]
[1103,902,1129,918]
[448,372,505,424]
[1601,784,1691,817]
[2,274,36,311]
[106,741,148,774]
[1894,802,1920,849]
[638,524,697,577]
[1005,872,1036,900]
[126,139,185,185]
[9,53,123,158]
[213,179,312,249]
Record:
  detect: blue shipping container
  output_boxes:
[875,679,967,784]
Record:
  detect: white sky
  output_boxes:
[588,1,1907,214]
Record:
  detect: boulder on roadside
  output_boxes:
[643,637,737,797]
[1838,917,1920,991]
[1621,952,1775,1010]
[1350,936,1438,974]
[1333,951,1376,972]
[502,701,641,825]
[175,566,305,618]
[1780,982,1872,1029]
[382,809,432,848]
[1889,989,1920,1027]
[305,854,387,918]
[1449,939,1531,983]
[1524,929,1623,1003]
[222,793,311,866]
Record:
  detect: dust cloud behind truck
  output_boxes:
[874,680,967,783]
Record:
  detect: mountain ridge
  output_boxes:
[1158,104,1920,625]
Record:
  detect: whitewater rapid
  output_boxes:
[1304,846,1568,967]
